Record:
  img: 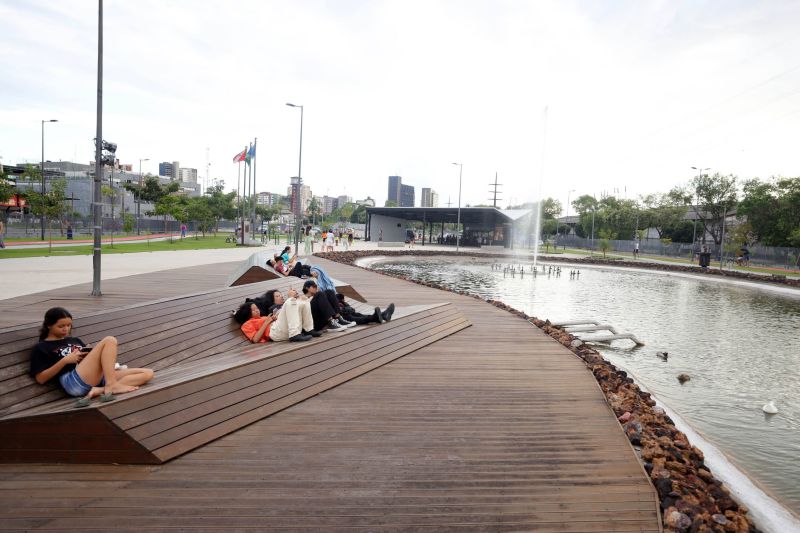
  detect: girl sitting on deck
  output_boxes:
[233,288,320,343]
[29,307,155,408]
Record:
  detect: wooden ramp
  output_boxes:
[226,251,367,302]
[0,276,469,464]
[0,257,660,531]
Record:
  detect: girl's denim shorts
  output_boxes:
[59,369,103,397]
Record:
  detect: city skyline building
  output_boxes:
[387,175,415,207]
[400,184,414,207]
[421,188,439,207]
[387,175,401,204]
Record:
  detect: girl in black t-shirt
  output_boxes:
[30,307,154,407]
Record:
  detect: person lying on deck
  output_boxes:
[267,255,311,278]
[29,307,154,408]
[336,293,395,325]
[233,288,321,343]
[301,279,358,332]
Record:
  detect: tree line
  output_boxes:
[519,174,799,248]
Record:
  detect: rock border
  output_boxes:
[318,250,762,533]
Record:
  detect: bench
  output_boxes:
[0,277,470,464]
[226,251,367,302]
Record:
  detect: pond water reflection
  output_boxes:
[373,258,800,518]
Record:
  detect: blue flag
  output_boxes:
[246,142,256,165]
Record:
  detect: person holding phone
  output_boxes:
[233,288,320,343]
[29,307,155,407]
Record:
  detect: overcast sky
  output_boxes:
[2,0,800,211]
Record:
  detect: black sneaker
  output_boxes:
[289,333,313,342]
[328,319,346,332]
[374,307,385,324]
[381,303,395,322]
[303,329,322,338]
[337,317,356,328]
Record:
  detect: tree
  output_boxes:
[384,200,398,207]
[597,229,617,257]
[152,194,186,235]
[738,177,800,247]
[0,173,14,206]
[308,197,321,224]
[185,197,214,237]
[541,198,562,220]
[26,175,68,247]
[204,184,237,233]
[640,189,689,239]
[690,172,738,245]
[350,204,367,224]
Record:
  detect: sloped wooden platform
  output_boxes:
[1,301,467,464]
[226,251,367,302]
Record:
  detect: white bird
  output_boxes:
[762,401,778,414]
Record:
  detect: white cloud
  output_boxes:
[3,0,800,209]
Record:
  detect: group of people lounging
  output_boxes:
[233,260,394,343]
[28,257,393,408]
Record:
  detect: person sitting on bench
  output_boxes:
[301,280,356,332]
[336,293,395,325]
[233,288,319,343]
[30,307,154,408]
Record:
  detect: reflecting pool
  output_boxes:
[372,257,800,521]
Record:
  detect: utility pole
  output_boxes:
[488,172,502,207]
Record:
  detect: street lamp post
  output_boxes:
[690,166,710,253]
[563,188,575,240]
[452,162,463,252]
[40,119,58,240]
[287,103,304,255]
[137,158,149,235]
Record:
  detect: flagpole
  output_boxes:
[251,138,257,240]
[247,141,252,241]
[236,159,241,245]
[240,146,246,245]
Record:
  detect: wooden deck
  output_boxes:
[0,257,660,531]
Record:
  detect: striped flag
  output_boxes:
[232,149,247,163]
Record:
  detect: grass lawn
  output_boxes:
[0,234,239,259]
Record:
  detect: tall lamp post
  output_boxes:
[560,188,575,239]
[690,166,710,251]
[137,158,149,235]
[40,119,58,240]
[452,162,463,251]
[287,102,304,255]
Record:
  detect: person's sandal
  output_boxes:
[73,397,91,409]
[99,392,116,403]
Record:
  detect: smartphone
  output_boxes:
[79,346,92,353]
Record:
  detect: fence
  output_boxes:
[550,236,799,270]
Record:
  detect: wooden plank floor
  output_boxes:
[0,257,660,531]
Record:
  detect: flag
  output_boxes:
[246,142,256,165]
[232,149,247,163]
